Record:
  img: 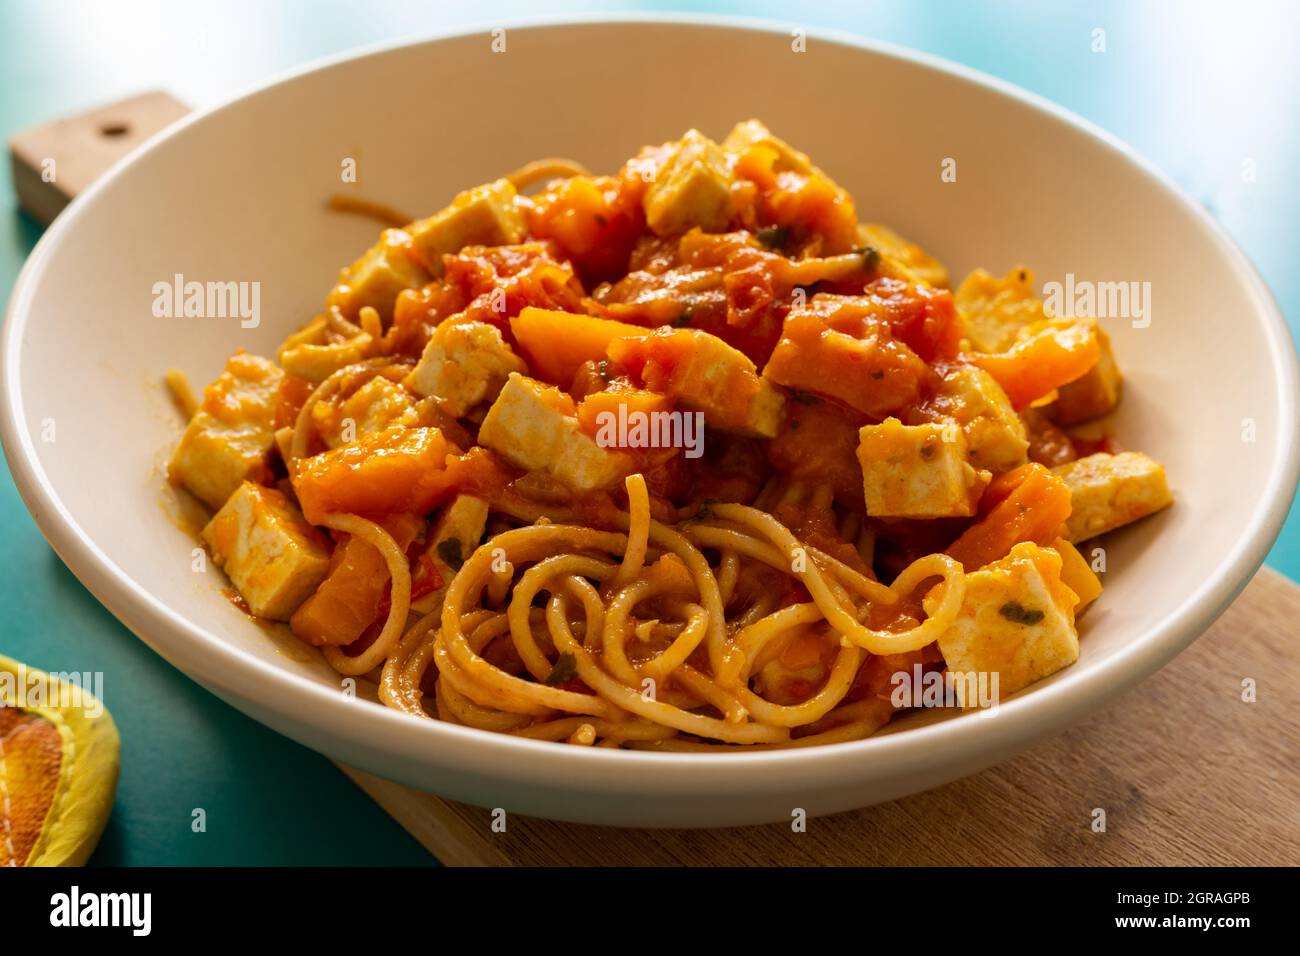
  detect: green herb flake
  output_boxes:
[855,245,881,273]
[436,537,464,571]
[756,225,789,250]
[999,601,1045,625]
[546,652,578,686]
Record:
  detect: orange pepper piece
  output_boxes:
[946,463,1073,571]
[1052,537,1103,611]
[970,320,1100,409]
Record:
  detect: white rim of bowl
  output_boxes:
[3,13,1298,793]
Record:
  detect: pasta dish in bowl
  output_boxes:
[165,120,1173,751]
[6,18,1294,825]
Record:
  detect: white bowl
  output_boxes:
[4,16,1298,828]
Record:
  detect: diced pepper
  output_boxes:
[289,514,421,646]
[576,386,674,438]
[762,294,932,419]
[766,397,866,508]
[291,426,458,523]
[970,320,1101,409]
[526,174,645,283]
[863,277,964,363]
[1052,537,1102,611]
[779,628,834,671]
[945,463,1073,571]
[509,307,648,388]
[641,553,696,594]
[733,145,859,254]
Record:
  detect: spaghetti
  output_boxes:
[366,473,965,749]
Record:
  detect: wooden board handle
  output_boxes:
[8,90,189,226]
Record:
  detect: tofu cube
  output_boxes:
[643,129,734,237]
[721,119,815,174]
[930,366,1028,474]
[857,417,991,518]
[478,373,633,491]
[407,178,526,275]
[168,352,283,510]
[954,266,1044,353]
[329,376,418,447]
[411,494,490,614]
[327,228,430,321]
[608,327,786,438]
[202,481,332,620]
[1051,325,1123,425]
[280,338,372,384]
[934,542,1080,706]
[1052,451,1173,542]
[404,319,526,416]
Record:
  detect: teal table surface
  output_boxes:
[2,0,1297,865]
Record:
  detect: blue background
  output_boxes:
[1,1,1297,864]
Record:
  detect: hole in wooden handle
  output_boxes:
[99,121,130,138]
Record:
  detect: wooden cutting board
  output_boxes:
[19,94,1297,868]
[340,568,1300,867]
